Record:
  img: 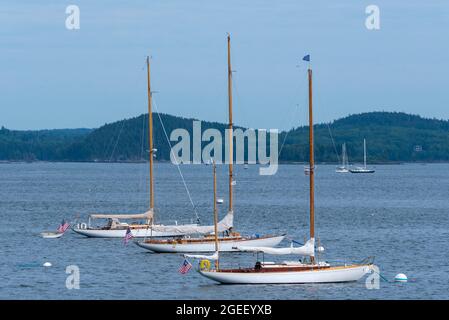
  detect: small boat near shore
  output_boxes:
[41,220,70,238]
[336,143,349,173]
[349,139,375,173]
[40,232,64,239]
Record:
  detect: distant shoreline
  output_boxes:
[0,160,447,165]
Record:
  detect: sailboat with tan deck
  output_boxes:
[135,34,285,252]
[194,57,375,284]
[349,139,375,173]
[73,57,233,238]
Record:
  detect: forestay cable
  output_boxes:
[152,98,201,223]
[326,122,340,163]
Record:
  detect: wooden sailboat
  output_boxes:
[135,35,285,252]
[349,139,375,173]
[73,57,233,238]
[136,157,283,252]
[335,143,349,173]
[195,62,374,284]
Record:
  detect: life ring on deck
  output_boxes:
[199,259,211,271]
[79,223,87,230]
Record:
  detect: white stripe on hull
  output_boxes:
[199,265,370,284]
[135,235,285,253]
[72,227,192,238]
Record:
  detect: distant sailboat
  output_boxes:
[349,139,375,174]
[336,143,349,173]
[192,59,374,284]
[73,57,233,238]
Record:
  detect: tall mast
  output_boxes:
[363,138,367,168]
[227,34,234,213]
[341,144,344,167]
[213,161,219,270]
[146,56,155,214]
[308,68,315,252]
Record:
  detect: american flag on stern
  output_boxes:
[124,227,133,245]
[178,259,192,275]
[57,220,70,233]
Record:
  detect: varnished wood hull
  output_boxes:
[199,264,371,284]
[136,235,285,253]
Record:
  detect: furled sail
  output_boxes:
[184,251,219,261]
[237,238,315,257]
[89,210,154,220]
[148,210,233,235]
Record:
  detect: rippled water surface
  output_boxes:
[1,162,448,299]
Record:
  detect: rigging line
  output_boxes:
[108,119,126,162]
[278,108,298,158]
[370,267,390,283]
[284,236,304,246]
[326,122,340,163]
[89,117,126,208]
[140,114,146,160]
[138,113,147,211]
[152,98,201,223]
[243,102,300,231]
[316,83,340,164]
[102,121,122,161]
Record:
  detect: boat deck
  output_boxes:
[143,234,277,245]
[217,264,365,273]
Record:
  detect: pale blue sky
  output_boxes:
[1,1,448,130]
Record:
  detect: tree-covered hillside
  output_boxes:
[279,112,449,163]
[61,113,232,162]
[0,127,92,161]
[1,112,449,163]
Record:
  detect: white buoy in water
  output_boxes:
[317,246,325,252]
[394,273,407,282]
[216,198,224,204]
[43,262,52,267]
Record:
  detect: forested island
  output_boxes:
[1,111,449,163]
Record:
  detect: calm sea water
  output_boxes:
[1,162,448,299]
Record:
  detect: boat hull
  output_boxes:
[349,169,375,173]
[135,235,285,253]
[40,232,64,239]
[72,226,196,238]
[199,264,371,284]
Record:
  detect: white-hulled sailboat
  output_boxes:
[335,143,349,173]
[194,61,375,284]
[135,35,285,252]
[73,57,233,238]
[349,139,375,173]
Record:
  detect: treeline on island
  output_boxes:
[1,111,449,163]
